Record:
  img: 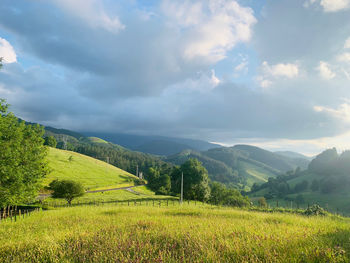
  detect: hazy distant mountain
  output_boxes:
[82,132,220,155]
[274,151,312,160]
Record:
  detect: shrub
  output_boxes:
[304,204,327,216]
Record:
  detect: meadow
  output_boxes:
[1,204,349,262]
[45,147,138,190]
[42,186,177,207]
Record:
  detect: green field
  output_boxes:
[0,205,349,262]
[239,161,277,189]
[45,147,137,190]
[85,137,108,144]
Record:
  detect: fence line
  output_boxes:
[0,206,40,223]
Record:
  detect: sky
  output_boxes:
[0,0,350,156]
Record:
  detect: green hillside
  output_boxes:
[239,160,277,189]
[248,149,350,215]
[45,147,138,190]
[85,137,108,144]
[44,128,173,180]
[165,145,303,189]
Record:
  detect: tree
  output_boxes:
[49,180,85,205]
[294,180,309,193]
[0,57,3,69]
[147,167,171,195]
[0,99,49,207]
[209,182,250,207]
[311,179,320,192]
[171,158,211,202]
[321,179,337,194]
[295,194,305,205]
[258,197,267,207]
[44,136,57,148]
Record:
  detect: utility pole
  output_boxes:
[63,136,68,150]
[136,165,139,178]
[180,172,183,204]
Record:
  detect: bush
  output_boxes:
[304,204,327,216]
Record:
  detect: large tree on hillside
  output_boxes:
[0,99,49,207]
[171,158,211,202]
[49,179,85,205]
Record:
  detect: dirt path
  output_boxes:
[38,184,146,198]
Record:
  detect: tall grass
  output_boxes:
[1,204,349,262]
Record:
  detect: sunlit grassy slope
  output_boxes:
[44,147,137,190]
[0,205,349,262]
[239,160,277,187]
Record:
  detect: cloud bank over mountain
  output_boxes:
[0,0,350,155]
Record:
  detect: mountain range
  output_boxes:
[42,125,311,190]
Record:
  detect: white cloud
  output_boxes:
[317,61,336,79]
[344,37,350,49]
[337,52,350,63]
[53,0,125,33]
[259,78,273,88]
[314,103,350,122]
[234,61,248,72]
[258,61,299,88]
[304,0,350,12]
[0,38,17,63]
[162,0,256,63]
[320,0,350,12]
[262,61,299,78]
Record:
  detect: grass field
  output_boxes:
[0,205,349,262]
[44,147,137,190]
[42,186,177,206]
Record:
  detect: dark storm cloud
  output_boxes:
[0,0,350,147]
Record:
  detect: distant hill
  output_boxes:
[166,150,239,184]
[45,147,138,190]
[166,144,310,190]
[274,151,313,160]
[249,148,350,215]
[82,132,220,156]
[232,145,309,172]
